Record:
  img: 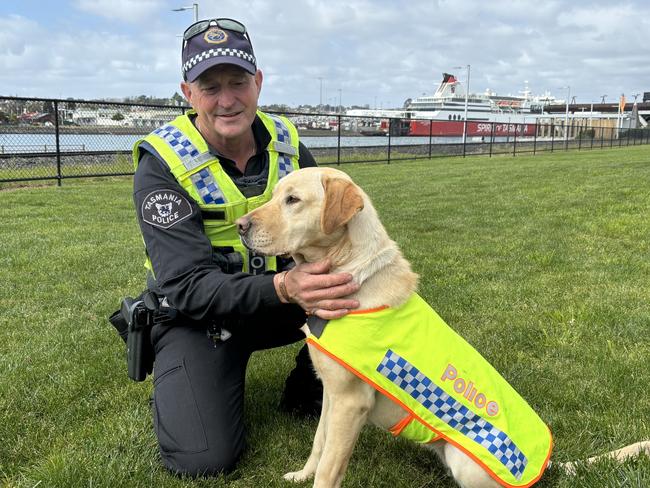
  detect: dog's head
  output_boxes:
[237,167,364,258]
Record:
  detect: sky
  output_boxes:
[1,0,649,108]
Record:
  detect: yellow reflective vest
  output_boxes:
[307,294,552,488]
[133,110,300,274]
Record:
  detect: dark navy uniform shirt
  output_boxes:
[133,114,316,324]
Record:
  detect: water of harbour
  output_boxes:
[0,133,474,154]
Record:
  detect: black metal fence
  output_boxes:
[1,95,648,186]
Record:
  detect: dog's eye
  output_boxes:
[285,195,300,205]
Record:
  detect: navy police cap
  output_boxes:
[181,20,257,82]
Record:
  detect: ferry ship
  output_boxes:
[347,73,561,137]
[405,73,560,137]
[346,72,642,138]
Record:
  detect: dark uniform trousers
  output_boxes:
[150,308,307,476]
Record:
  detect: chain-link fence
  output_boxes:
[1,96,648,186]
[0,97,185,184]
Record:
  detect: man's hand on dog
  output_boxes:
[274,260,360,319]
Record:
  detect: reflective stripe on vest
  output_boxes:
[306,294,552,488]
[133,110,301,274]
[268,114,297,179]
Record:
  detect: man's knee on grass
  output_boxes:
[162,444,244,477]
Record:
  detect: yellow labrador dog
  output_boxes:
[237,167,649,487]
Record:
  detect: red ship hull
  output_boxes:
[408,120,538,137]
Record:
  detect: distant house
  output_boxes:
[69,107,176,128]
[72,107,125,126]
[128,109,176,129]
[18,112,55,125]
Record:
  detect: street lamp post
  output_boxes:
[172,3,199,22]
[317,77,324,108]
[559,85,570,143]
[618,93,625,132]
[454,64,471,142]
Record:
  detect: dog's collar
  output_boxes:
[307,315,329,338]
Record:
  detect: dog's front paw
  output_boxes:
[283,469,313,482]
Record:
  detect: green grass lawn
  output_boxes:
[1,146,649,487]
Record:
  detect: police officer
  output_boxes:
[132,18,359,476]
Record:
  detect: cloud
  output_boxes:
[0,13,179,99]
[73,0,165,23]
[2,0,650,104]
[0,15,37,57]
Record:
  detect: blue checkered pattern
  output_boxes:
[268,115,294,179]
[182,48,257,76]
[153,125,200,168]
[190,168,226,204]
[270,115,291,143]
[277,153,293,179]
[377,350,528,480]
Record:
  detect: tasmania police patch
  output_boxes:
[141,189,192,229]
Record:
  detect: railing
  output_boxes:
[0,144,86,153]
[1,95,648,186]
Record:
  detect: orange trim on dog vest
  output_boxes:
[348,305,389,315]
[388,414,413,436]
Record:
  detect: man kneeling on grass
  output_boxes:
[127,18,359,475]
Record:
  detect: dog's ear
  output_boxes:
[320,176,364,235]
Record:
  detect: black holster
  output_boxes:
[123,296,154,382]
[109,291,176,381]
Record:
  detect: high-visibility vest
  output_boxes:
[307,293,552,488]
[133,110,300,274]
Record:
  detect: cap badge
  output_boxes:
[204,28,228,44]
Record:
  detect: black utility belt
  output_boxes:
[109,291,238,382]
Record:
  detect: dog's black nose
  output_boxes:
[236,216,251,236]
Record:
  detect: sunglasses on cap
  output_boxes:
[183,18,248,41]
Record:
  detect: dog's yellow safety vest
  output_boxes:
[307,293,552,488]
[133,110,300,274]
